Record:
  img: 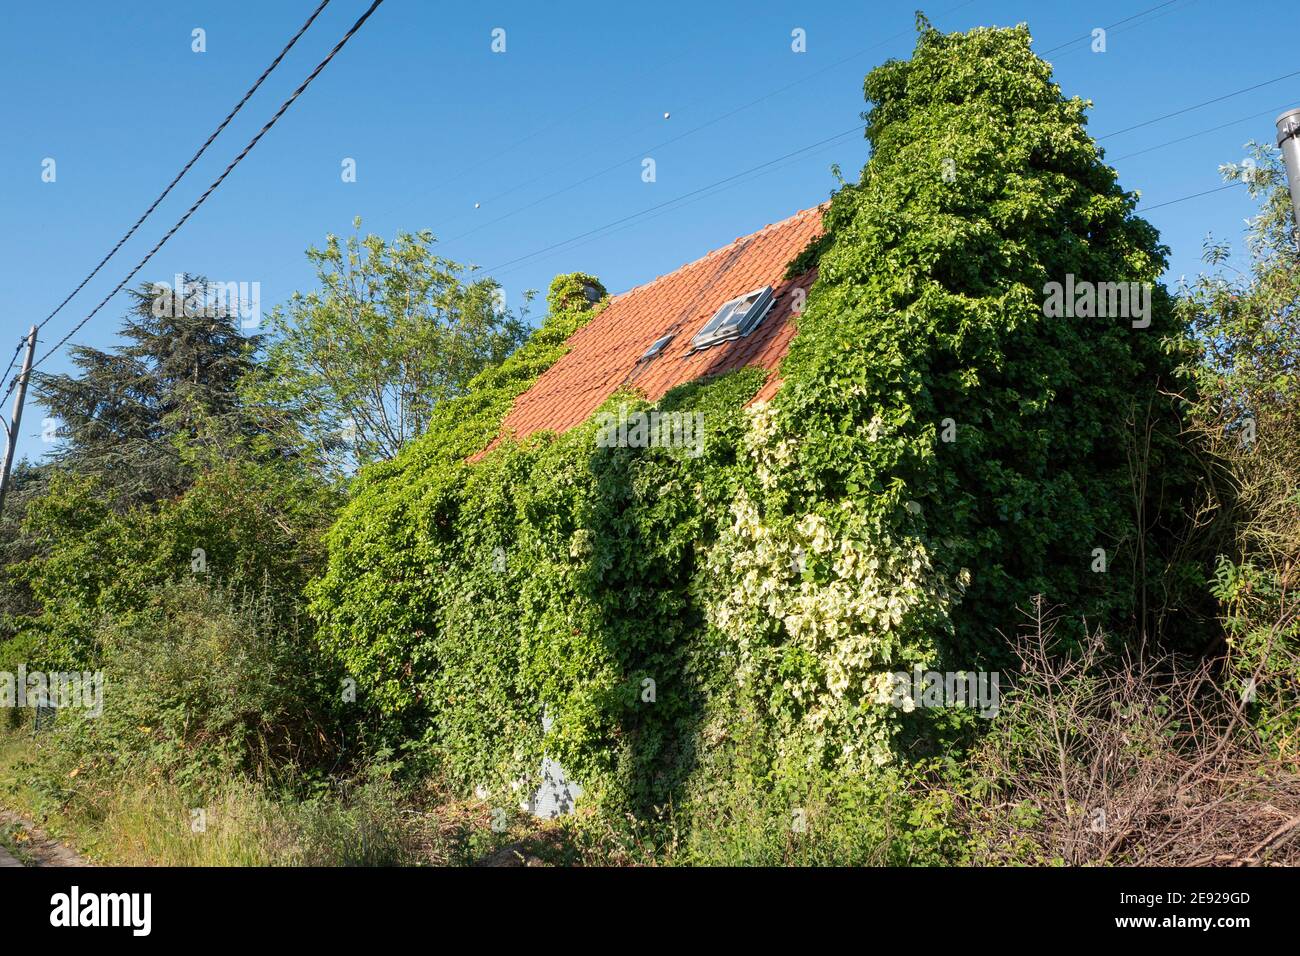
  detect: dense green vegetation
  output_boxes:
[1,21,1297,866]
[777,20,1201,664]
[1177,147,1300,753]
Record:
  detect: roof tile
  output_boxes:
[494,203,825,445]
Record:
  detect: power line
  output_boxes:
[475,9,1280,282]
[1098,69,1300,139]
[418,0,980,256]
[1103,0,1201,50]
[488,113,1262,280]
[1109,102,1297,162]
[32,0,332,338]
[0,341,23,395]
[24,0,1261,395]
[13,1,1257,472]
[482,125,866,275]
[423,0,1197,263]
[1137,180,1245,212]
[362,46,702,228]
[1040,0,1187,55]
[482,27,1279,281]
[489,134,852,282]
[22,0,386,387]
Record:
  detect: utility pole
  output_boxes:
[1277,107,1300,238]
[0,325,38,517]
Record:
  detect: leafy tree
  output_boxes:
[8,276,339,669]
[251,222,533,469]
[1177,147,1300,744]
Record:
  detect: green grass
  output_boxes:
[1,722,968,867]
[0,725,581,866]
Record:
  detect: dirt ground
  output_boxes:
[0,808,89,867]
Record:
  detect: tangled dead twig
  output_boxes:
[951,597,1300,866]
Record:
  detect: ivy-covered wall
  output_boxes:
[310,23,1200,818]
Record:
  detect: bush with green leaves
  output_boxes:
[315,354,768,808]
[249,223,533,470]
[308,272,606,737]
[769,19,1197,673]
[30,580,341,806]
[10,455,337,670]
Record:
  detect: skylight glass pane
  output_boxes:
[691,286,773,349]
[697,304,736,337]
[715,315,745,335]
[714,304,745,332]
[639,334,674,360]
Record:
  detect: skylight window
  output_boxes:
[639,334,674,362]
[690,286,773,350]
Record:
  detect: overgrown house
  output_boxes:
[483,203,824,815]
[314,21,1196,832]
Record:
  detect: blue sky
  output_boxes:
[2,0,1297,463]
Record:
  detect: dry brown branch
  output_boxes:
[950,597,1300,866]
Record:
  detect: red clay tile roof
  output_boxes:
[493,203,825,445]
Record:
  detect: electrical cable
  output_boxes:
[33,0,332,336]
[23,0,386,383]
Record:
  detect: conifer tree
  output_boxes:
[33,276,262,503]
